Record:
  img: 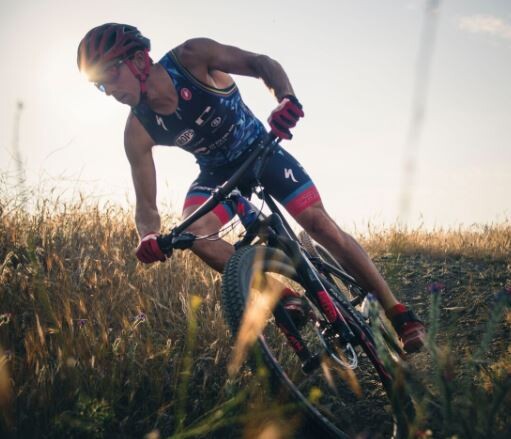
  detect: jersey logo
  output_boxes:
[180,88,192,101]
[155,115,169,131]
[284,168,298,183]
[195,106,212,126]
[211,116,222,128]
[175,129,195,147]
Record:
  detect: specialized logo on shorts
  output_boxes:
[211,116,222,128]
[155,115,169,131]
[180,88,192,101]
[175,129,195,147]
[284,168,299,183]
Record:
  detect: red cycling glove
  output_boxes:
[136,232,167,264]
[268,95,304,140]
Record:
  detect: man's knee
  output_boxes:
[182,208,222,237]
[296,203,348,243]
[296,203,330,233]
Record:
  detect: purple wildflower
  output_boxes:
[134,312,146,323]
[366,293,378,302]
[427,281,445,295]
[77,319,87,327]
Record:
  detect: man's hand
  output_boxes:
[136,232,167,264]
[268,95,304,140]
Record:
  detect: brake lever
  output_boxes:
[157,231,196,256]
[156,233,174,256]
[172,232,196,250]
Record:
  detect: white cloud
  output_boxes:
[458,14,511,40]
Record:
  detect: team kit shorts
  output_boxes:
[183,142,322,224]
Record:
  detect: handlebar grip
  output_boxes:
[268,132,278,142]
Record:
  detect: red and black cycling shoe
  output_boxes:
[388,305,426,354]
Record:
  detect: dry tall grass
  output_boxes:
[360,222,511,260]
[1,186,510,438]
[0,191,247,438]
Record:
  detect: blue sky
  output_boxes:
[0,0,510,230]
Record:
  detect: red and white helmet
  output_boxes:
[77,23,150,76]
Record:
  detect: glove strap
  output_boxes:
[281,94,302,109]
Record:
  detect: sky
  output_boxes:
[0,0,510,231]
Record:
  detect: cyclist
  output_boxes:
[77,23,425,353]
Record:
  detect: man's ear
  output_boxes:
[132,50,147,69]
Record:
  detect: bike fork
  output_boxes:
[272,302,324,373]
[273,292,355,375]
[273,303,313,364]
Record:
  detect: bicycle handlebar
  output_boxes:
[157,133,279,255]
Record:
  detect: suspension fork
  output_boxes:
[267,214,356,343]
[273,303,314,364]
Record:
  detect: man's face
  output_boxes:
[91,59,141,106]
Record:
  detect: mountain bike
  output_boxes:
[157,134,415,438]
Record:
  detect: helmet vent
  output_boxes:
[93,33,102,51]
[104,33,117,52]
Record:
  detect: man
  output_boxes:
[77,23,425,353]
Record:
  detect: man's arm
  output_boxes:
[124,113,160,238]
[176,38,295,101]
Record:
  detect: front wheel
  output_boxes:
[221,245,413,438]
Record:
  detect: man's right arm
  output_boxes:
[176,38,304,139]
[124,113,160,238]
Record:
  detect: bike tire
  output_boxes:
[221,245,413,438]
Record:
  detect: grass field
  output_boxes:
[0,192,510,438]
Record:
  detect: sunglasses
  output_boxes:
[92,58,126,92]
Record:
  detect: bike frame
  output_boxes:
[157,135,357,363]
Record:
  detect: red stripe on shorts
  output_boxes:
[183,195,232,225]
[284,185,322,217]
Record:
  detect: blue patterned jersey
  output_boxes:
[131,50,266,168]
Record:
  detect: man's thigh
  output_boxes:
[182,168,237,227]
[260,146,322,218]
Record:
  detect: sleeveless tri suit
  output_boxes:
[132,50,321,223]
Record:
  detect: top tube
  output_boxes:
[172,133,278,237]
